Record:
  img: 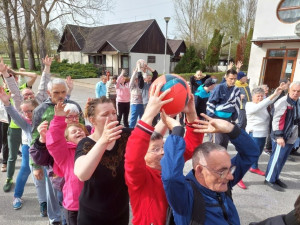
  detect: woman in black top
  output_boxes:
[74,97,131,225]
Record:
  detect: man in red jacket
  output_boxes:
[125,83,203,225]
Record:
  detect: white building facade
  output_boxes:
[248,0,300,90]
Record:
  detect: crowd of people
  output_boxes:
[0,57,299,225]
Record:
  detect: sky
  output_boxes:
[102,0,177,39]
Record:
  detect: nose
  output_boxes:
[226,171,234,181]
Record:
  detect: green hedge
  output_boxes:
[51,60,98,79]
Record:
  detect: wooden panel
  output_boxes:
[131,21,172,54]
[58,29,81,52]
[263,59,284,89]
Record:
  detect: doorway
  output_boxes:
[260,49,298,90]
[264,59,284,90]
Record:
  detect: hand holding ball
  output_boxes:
[149,74,190,115]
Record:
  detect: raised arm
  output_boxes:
[35,56,52,104]
[161,113,193,216]
[0,60,22,111]
[129,68,138,89]
[125,83,172,187]
[46,102,69,167]
[116,70,125,89]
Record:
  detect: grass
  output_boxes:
[0,56,40,73]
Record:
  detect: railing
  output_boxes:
[93,65,129,77]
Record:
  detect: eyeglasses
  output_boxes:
[200,164,236,179]
[66,115,79,120]
[148,147,164,154]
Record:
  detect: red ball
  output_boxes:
[149,74,190,115]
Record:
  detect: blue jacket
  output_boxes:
[206,82,240,120]
[161,126,259,225]
[95,81,106,98]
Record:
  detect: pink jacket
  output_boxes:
[46,116,83,211]
[116,74,130,103]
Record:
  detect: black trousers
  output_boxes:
[117,102,130,128]
[64,208,78,225]
[0,121,9,164]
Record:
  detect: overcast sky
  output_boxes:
[102,0,177,39]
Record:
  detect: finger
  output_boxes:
[109,129,123,138]
[193,119,209,126]
[161,97,173,106]
[154,83,164,97]
[159,88,171,100]
[150,84,156,97]
[193,129,206,133]
[200,113,212,121]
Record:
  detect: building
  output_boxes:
[248,0,300,90]
[57,19,181,76]
[167,39,186,72]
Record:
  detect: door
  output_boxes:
[263,59,284,90]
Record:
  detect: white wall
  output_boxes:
[130,52,171,74]
[253,0,298,39]
[248,42,300,90]
[59,52,88,64]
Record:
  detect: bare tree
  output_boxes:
[1,0,18,69]
[30,0,111,66]
[243,0,257,34]
[21,0,36,70]
[9,0,25,68]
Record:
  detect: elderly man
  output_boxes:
[31,78,83,225]
[161,113,259,225]
[265,81,300,192]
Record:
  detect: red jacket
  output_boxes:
[125,120,203,225]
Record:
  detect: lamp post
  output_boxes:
[227,35,233,66]
[164,17,170,74]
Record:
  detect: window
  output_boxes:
[147,56,156,63]
[121,55,129,68]
[268,50,286,57]
[277,0,300,23]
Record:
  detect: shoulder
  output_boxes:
[76,137,95,154]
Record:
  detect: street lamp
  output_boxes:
[227,35,233,66]
[164,17,170,74]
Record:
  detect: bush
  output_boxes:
[51,61,98,79]
[174,45,206,73]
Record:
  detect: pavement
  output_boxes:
[0,77,299,225]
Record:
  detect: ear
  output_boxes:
[89,116,96,126]
[195,164,204,176]
[47,90,51,96]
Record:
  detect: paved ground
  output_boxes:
[0,77,299,225]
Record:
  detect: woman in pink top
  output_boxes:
[116,69,130,127]
[43,102,88,225]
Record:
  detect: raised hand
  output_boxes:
[0,86,10,106]
[99,118,123,148]
[54,101,69,117]
[37,120,49,143]
[42,55,53,67]
[66,76,74,91]
[182,94,197,123]
[0,57,8,75]
[236,61,243,70]
[161,109,181,131]
[227,61,234,70]
[192,113,234,134]
[142,83,172,125]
